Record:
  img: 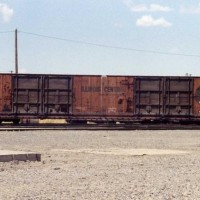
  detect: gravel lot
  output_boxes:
[1,130,200,200]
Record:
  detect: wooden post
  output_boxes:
[15,29,18,74]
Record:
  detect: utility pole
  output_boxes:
[15,29,18,74]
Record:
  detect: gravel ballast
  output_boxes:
[0,130,200,199]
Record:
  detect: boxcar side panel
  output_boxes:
[135,77,193,118]
[0,75,12,113]
[13,75,42,114]
[165,77,193,116]
[101,76,134,115]
[135,77,163,116]
[13,74,72,117]
[43,75,72,115]
[73,76,101,114]
[73,76,134,117]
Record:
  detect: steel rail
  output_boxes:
[0,123,200,131]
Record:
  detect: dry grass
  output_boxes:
[39,119,67,124]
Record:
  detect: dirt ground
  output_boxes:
[1,130,200,200]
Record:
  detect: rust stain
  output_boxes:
[0,75,12,112]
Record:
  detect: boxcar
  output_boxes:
[0,73,200,124]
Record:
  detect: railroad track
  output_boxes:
[1,123,200,131]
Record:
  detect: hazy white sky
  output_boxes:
[0,0,200,76]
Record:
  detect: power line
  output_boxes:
[17,30,200,58]
[0,30,14,34]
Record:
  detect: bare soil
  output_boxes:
[0,130,200,200]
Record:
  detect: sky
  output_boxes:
[0,0,200,76]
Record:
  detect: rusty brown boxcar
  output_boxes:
[1,73,200,124]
